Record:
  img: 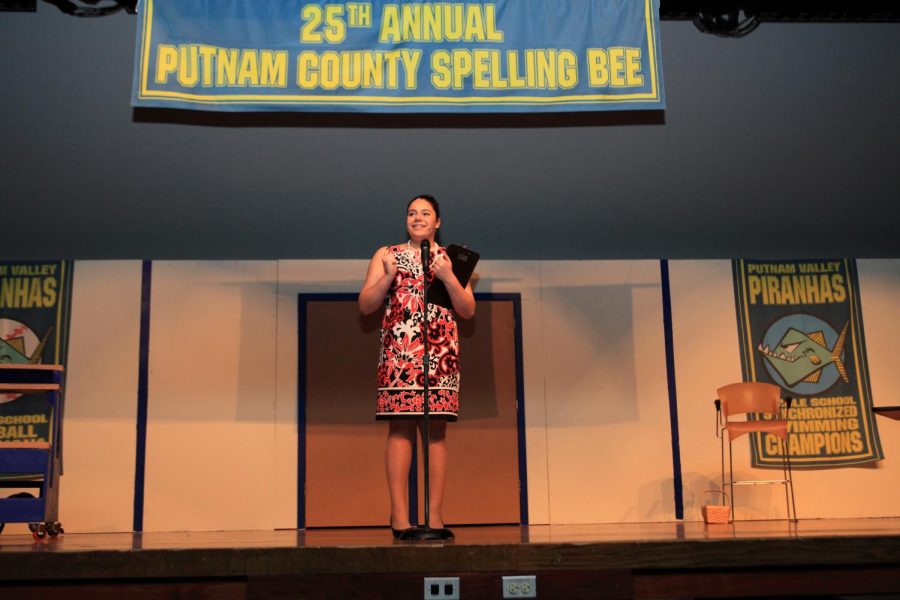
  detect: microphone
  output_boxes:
[420,239,430,270]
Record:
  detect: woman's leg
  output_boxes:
[386,420,416,529]
[423,419,448,529]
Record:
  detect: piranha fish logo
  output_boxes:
[758,321,849,387]
[0,318,52,404]
[0,319,50,365]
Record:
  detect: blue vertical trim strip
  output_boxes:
[133,260,152,532]
[509,294,529,525]
[659,260,684,519]
[476,293,528,524]
[297,295,309,529]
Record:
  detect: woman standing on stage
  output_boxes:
[358,194,475,537]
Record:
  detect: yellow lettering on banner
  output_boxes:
[155,44,288,88]
[380,5,401,41]
[301,4,324,42]
[0,278,56,309]
[198,46,217,86]
[789,418,859,433]
[399,50,420,89]
[587,47,643,88]
[401,3,420,40]
[237,51,259,86]
[300,4,347,44]
[0,424,41,441]
[177,45,200,87]
[799,261,843,274]
[297,52,318,88]
[0,415,49,425]
[819,274,834,303]
[450,51,471,89]
[362,51,383,87]
[16,279,28,306]
[464,4,485,41]
[218,48,240,86]
[747,273,848,305]
[29,278,43,306]
[588,48,608,86]
[831,274,847,302]
[379,3,503,42]
[767,431,864,456]
[793,431,864,455]
[747,263,797,275]
[296,50,421,90]
[155,45,179,83]
[319,52,340,90]
[431,50,452,89]
[431,49,577,90]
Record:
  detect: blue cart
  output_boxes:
[0,364,65,540]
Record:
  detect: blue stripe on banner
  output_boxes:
[133,260,152,532]
[659,260,684,519]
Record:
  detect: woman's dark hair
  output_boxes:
[407,194,440,219]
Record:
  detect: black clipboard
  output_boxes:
[427,244,479,310]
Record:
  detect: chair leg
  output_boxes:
[778,436,798,522]
[784,436,797,522]
[727,437,735,522]
[720,432,725,498]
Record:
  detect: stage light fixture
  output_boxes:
[0,0,36,11]
[42,0,136,17]
[693,4,761,38]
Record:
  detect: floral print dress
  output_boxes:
[376,244,459,420]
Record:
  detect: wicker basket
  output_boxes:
[701,490,731,524]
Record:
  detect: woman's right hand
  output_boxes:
[359,246,396,315]
[382,251,398,280]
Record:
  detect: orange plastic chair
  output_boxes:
[715,382,797,522]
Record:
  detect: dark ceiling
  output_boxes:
[5,0,900,22]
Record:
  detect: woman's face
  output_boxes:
[406,198,441,241]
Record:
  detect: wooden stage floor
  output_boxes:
[1,519,900,599]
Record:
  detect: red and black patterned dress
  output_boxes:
[376,244,459,421]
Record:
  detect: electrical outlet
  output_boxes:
[502,575,537,598]
[424,576,460,599]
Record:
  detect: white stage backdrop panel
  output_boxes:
[143,261,278,532]
[538,260,673,523]
[55,261,143,533]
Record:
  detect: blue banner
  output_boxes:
[732,259,883,468]
[0,261,73,448]
[132,0,665,112]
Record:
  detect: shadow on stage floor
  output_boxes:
[1,518,899,599]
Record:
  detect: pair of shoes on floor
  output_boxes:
[391,523,455,539]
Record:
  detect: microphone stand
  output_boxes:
[399,240,454,541]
